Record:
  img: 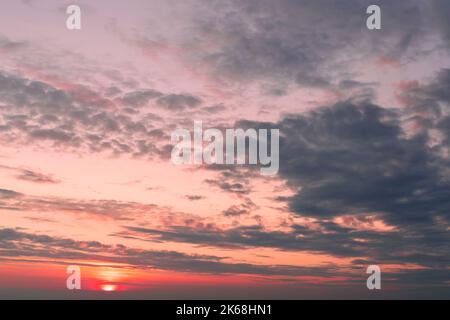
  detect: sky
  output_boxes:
[0,0,449,299]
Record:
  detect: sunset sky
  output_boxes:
[0,0,449,299]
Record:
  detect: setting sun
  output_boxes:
[100,284,118,292]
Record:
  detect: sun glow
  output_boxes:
[101,284,118,292]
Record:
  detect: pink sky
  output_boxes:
[0,0,449,299]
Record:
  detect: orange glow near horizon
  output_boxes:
[101,284,118,292]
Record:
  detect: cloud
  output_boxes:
[156,94,202,112]
[236,96,447,231]
[431,0,450,44]
[0,36,28,52]
[296,74,331,89]
[0,227,339,278]
[15,170,60,184]
[123,223,356,254]
[0,187,167,220]
[119,89,162,108]
[0,189,22,199]
[201,104,226,114]
[185,195,204,201]
[111,69,448,278]
[222,205,249,217]
[120,220,449,271]
[425,68,450,104]
[195,70,450,277]
[205,179,249,195]
[222,198,256,217]
[29,129,75,143]
[0,70,175,158]
[178,0,449,91]
[203,167,256,196]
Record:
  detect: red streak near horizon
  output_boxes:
[100,284,118,292]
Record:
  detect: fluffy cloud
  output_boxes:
[0,71,182,158]
[156,94,202,112]
[180,0,450,92]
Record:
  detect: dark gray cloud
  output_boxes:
[109,69,450,286]
[226,68,450,232]
[29,128,75,142]
[0,187,164,219]
[426,68,450,104]
[275,102,448,226]
[0,188,22,199]
[0,227,339,278]
[0,36,28,52]
[203,167,256,196]
[156,94,202,112]
[15,169,60,184]
[222,197,256,217]
[120,220,449,270]
[431,0,450,44]
[185,195,204,201]
[201,104,226,114]
[222,205,249,217]
[213,70,450,280]
[186,0,449,91]
[119,89,162,107]
[205,179,249,195]
[0,71,174,158]
[338,80,376,90]
[0,72,72,113]
[296,74,331,89]
[398,68,450,113]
